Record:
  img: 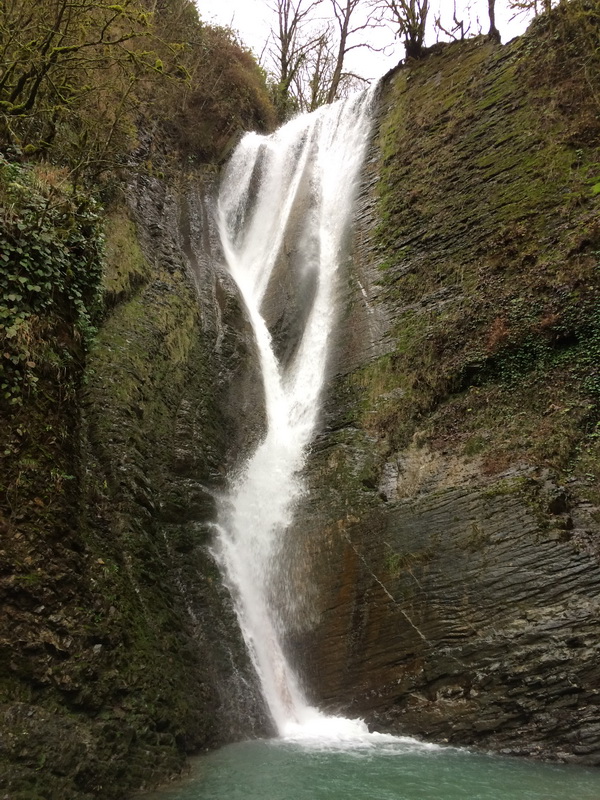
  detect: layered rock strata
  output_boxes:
[0,171,270,800]
[289,23,600,765]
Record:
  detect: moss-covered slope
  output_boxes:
[365,6,600,485]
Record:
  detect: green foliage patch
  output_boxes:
[0,156,104,406]
[0,0,275,179]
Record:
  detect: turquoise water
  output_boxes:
[144,737,600,800]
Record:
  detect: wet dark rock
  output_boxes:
[0,170,270,798]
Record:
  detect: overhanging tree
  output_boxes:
[509,0,555,15]
[0,0,150,118]
[0,0,163,180]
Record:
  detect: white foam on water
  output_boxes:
[279,708,443,753]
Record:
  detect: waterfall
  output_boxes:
[214,87,378,740]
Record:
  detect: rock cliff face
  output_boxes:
[2,5,599,796]
[0,170,270,800]
[288,16,600,765]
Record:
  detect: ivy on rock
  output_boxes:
[0,155,104,406]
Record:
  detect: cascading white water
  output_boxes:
[214,87,378,741]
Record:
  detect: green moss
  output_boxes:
[87,252,202,465]
[0,157,103,408]
[460,520,490,553]
[368,16,600,484]
[482,477,530,499]
[102,206,150,305]
[384,546,434,578]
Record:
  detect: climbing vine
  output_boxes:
[0,155,104,405]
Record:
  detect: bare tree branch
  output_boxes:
[370,0,429,59]
[326,0,379,103]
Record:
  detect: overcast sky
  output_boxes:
[195,1,534,82]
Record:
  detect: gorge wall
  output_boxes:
[1,3,600,797]
[287,9,600,766]
[0,169,271,800]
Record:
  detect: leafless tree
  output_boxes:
[488,0,501,40]
[267,0,324,116]
[371,0,430,59]
[326,0,378,102]
[267,0,379,114]
[288,22,369,112]
[434,0,472,41]
[290,26,335,110]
